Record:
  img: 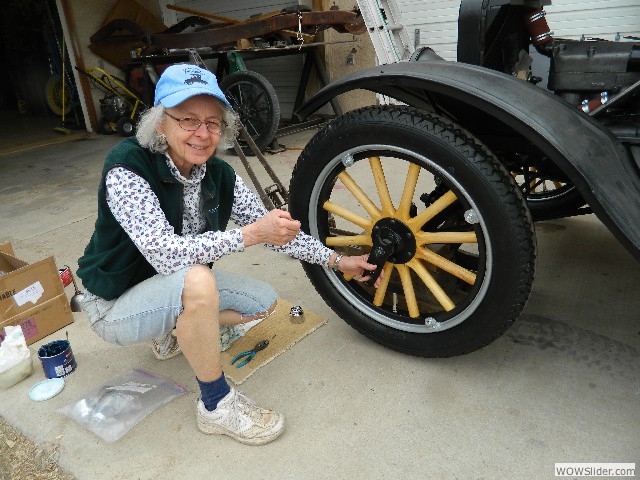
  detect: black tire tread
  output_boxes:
[290,105,536,357]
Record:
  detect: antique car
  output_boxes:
[288,0,640,357]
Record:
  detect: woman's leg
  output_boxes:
[218,303,277,326]
[82,269,187,346]
[213,268,279,349]
[82,264,284,443]
[175,264,222,382]
[84,266,278,354]
[214,268,278,324]
[178,267,284,445]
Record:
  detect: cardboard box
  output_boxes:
[0,243,74,345]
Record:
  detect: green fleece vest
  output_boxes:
[77,137,236,300]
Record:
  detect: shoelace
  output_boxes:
[156,333,177,355]
[226,391,265,427]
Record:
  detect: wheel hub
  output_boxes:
[371,217,416,264]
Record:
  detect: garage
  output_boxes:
[0,0,637,153]
[0,0,88,156]
[0,0,374,156]
[0,0,639,477]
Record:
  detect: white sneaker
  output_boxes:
[150,331,182,360]
[219,317,265,352]
[196,388,285,445]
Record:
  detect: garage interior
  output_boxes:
[0,0,88,156]
[0,0,375,158]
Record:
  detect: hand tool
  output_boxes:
[230,340,269,368]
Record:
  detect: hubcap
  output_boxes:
[370,217,416,264]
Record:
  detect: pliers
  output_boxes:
[231,339,269,368]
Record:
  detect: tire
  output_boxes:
[512,171,586,219]
[98,117,116,135]
[45,74,72,116]
[117,116,135,136]
[289,106,537,357]
[220,70,280,152]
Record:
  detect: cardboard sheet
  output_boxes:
[221,298,326,385]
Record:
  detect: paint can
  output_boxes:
[58,266,73,288]
[37,339,77,378]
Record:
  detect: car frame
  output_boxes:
[287,0,640,357]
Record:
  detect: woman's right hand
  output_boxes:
[241,209,301,247]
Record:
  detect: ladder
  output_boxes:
[357,0,413,64]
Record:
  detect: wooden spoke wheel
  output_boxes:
[511,165,585,218]
[290,106,537,357]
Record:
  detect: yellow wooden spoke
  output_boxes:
[406,190,458,232]
[396,264,419,317]
[326,234,373,247]
[369,156,395,216]
[337,171,382,221]
[416,246,476,285]
[415,231,477,245]
[396,163,422,222]
[373,263,394,307]
[407,259,456,311]
[323,200,373,231]
[529,167,538,190]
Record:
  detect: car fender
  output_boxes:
[295,61,640,260]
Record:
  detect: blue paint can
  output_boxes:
[37,340,77,379]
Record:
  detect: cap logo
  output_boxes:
[185,73,207,85]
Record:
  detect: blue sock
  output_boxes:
[197,374,231,411]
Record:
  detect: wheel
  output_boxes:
[511,165,585,219]
[45,74,72,116]
[289,106,537,357]
[117,116,135,136]
[98,117,116,135]
[219,70,280,152]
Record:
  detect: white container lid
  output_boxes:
[29,378,65,401]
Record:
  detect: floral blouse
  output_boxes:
[104,155,333,275]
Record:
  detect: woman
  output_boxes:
[77,64,379,446]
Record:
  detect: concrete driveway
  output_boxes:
[0,131,638,479]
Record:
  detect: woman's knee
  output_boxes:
[182,265,218,308]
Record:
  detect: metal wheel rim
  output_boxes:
[308,144,493,333]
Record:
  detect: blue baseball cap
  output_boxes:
[154,64,231,109]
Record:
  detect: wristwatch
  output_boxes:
[331,254,343,272]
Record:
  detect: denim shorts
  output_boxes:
[80,267,278,346]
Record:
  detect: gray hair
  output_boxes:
[136,100,239,154]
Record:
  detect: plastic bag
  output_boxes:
[58,369,188,442]
[0,326,30,374]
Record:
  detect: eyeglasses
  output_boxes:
[164,111,225,134]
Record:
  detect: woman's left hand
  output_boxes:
[336,254,383,288]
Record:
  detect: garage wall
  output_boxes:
[542,0,640,40]
[321,0,377,114]
[390,0,640,62]
[58,0,164,131]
